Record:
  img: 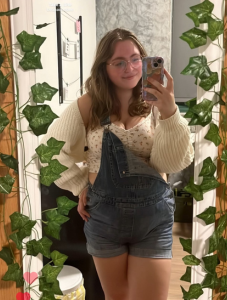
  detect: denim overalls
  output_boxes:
[84,116,176,258]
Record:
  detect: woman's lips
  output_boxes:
[122,75,136,80]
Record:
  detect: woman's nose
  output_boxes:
[124,61,134,72]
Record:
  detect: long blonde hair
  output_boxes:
[84,28,151,130]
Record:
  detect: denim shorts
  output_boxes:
[83,117,176,259]
[83,184,176,259]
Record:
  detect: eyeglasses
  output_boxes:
[106,56,142,71]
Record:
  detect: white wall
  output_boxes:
[32,0,96,116]
[171,0,199,102]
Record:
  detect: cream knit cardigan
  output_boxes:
[40,99,194,196]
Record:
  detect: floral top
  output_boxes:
[86,113,155,173]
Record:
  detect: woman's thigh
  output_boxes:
[127,255,172,300]
[92,253,129,300]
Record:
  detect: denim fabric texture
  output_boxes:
[83,116,176,259]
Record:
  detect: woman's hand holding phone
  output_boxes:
[144,68,177,120]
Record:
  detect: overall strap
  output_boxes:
[100,115,111,127]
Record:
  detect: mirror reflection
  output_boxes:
[38,1,198,299]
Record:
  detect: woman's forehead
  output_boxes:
[111,40,140,59]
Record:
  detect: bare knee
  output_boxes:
[105,290,128,300]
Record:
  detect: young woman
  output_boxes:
[40,28,194,300]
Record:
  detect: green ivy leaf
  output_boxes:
[40,166,61,186]
[50,250,68,266]
[182,254,201,266]
[40,291,56,300]
[0,247,14,265]
[208,230,219,253]
[188,113,211,127]
[36,22,54,29]
[221,150,227,165]
[27,236,53,258]
[220,275,227,292]
[9,232,23,250]
[41,264,63,283]
[203,254,219,275]
[191,98,214,126]
[47,138,65,152]
[0,7,19,16]
[0,108,10,133]
[186,12,200,27]
[207,16,224,41]
[26,239,40,256]
[31,82,58,103]
[180,27,207,49]
[17,220,36,240]
[0,174,15,194]
[204,123,222,146]
[0,153,18,173]
[9,214,36,248]
[39,277,52,293]
[36,139,65,164]
[181,56,210,79]
[185,98,197,108]
[180,267,191,283]
[22,105,59,136]
[184,109,195,119]
[201,273,220,289]
[49,159,68,175]
[44,221,61,240]
[34,36,47,53]
[37,237,53,258]
[10,212,30,231]
[56,196,78,216]
[179,238,192,254]
[196,206,216,225]
[217,214,227,237]
[199,72,219,91]
[45,210,69,225]
[19,52,43,70]
[218,237,227,262]
[181,283,203,300]
[35,145,56,164]
[51,279,63,295]
[199,157,216,177]
[0,69,10,93]
[2,263,24,287]
[190,0,214,23]
[183,177,203,201]
[16,30,46,53]
[200,176,220,193]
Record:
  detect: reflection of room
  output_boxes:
[39,0,198,299]
[3,0,223,299]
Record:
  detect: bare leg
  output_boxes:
[92,252,129,300]
[127,255,172,300]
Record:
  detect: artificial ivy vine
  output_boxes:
[178,0,227,299]
[0,7,77,300]
[0,1,226,299]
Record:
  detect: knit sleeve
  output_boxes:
[39,99,89,196]
[149,106,194,173]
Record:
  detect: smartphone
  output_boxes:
[142,56,164,101]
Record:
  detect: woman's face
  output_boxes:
[106,40,142,91]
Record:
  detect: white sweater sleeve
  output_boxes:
[39,99,89,196]
[149,106,194,173]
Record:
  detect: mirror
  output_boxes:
[5,0,210,299]
[39,0,198,299]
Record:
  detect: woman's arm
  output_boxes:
[150,106,194,174]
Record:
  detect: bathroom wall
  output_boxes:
[96,0,173,72]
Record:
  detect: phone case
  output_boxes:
[142,56,164,101]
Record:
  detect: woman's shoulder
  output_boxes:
[77,93,92,129]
